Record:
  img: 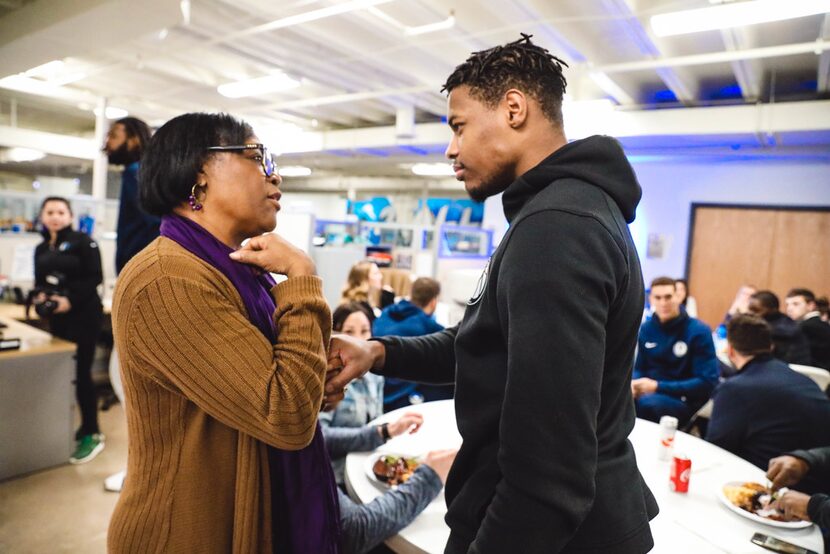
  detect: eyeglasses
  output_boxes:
[206,143,277,177]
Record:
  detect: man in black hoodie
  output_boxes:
[747,290,812,365]
[327,35,657,553]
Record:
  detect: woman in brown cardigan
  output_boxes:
[109,113,340,553]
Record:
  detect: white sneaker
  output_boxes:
[104,469,126,492]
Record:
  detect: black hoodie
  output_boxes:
[375,135,658,553]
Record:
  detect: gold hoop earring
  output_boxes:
[189,183,205,211]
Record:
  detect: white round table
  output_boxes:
[345,400,824,554]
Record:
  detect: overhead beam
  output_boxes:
[819,14,830,93]
[278,100,830,154]
[0,0,181,78]
[602,0,697,104]
[0,125,97,159]
[720,28,762,100]
[598,40,830,73]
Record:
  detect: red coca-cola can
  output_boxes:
[669,454,691,493]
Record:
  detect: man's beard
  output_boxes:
[466,171,512,203]
[107,143,140,166]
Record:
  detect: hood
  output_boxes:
[384,300,423,322]
[502,135,642,223]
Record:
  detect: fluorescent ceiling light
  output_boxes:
[218,73,300,98]
[278,166,312,177]
[651,0,830,37]
[411,163,454,176]
[24,60,65,78]
[51,72,86,86]
[368,7,455,36]
[251,0,395,33]
[1,148,46,163]
[93,106,129,119]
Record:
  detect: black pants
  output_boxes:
[50,304,103,436]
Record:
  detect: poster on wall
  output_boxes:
[646,233,672,260]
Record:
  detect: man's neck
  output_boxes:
[513,128,568,178]
[734,354,755,371]
[656,311,682,324]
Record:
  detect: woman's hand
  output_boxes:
[229,234,315,278]
[422,449,458,485]
[387,413,424,437]
[52,295,72,314]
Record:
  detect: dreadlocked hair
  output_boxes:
[441,33,569,126]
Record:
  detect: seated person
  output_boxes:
[706,315,830,469]
[722,284,757,326]
[786,288,830,370]
[767,447,829,545]
[334,447,456,554]
[632,276,718,424]
[675,278,698,318]
[322,302,386,481]
[373,277,454,411]
[748,290,811,365]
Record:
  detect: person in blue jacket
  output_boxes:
[103,116,160,273]
[632,276,719,424]
[373,277,454,411]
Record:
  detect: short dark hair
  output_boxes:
[816,296,829,317]
[115,117,152,157]
[139,113,253,216]
[786,288,816,303]
[727,314,772,357]
[441,34,568,126]
[650,276,676,290]
[332,302,374,332]
[40,196,72,216]
[410,277,441,308]
[751,290,779,311]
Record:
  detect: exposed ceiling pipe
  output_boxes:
[595,40,830,73]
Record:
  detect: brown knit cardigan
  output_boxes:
[108,237,331,553]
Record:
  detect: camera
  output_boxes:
[27,272,68,319]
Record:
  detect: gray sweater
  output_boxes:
[321,425,444,554]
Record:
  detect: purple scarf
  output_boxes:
[160,214,340,554]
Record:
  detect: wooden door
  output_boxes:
[687,205,830,329]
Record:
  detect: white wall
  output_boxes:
[631,157,830,285]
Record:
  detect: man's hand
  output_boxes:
[771,491,811,522]
[325,334,385,403]
[387,412,424,437]
[631,377,658,399]
[52,295,72,314]
[322,369,345,412]
[767,455,810,490]
[422,449,458,485]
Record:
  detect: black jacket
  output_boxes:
[375,135,658,553]
[764,311,812,365]
[706,354,830,470]
[35,225,103,319]
[788,447,830,530]
[799,315,830,370]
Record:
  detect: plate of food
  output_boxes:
[718,481,812,529]
[365,453,421,489]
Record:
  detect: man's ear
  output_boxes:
[126,134,141,152]
[504,89,528,128]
